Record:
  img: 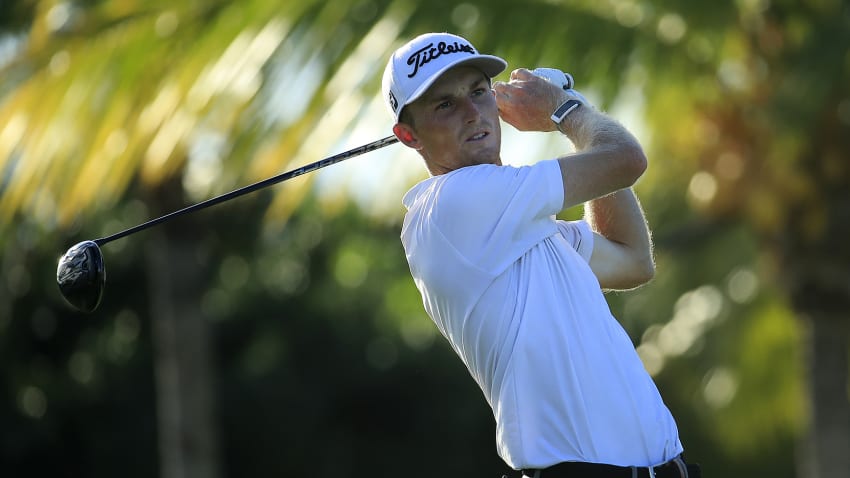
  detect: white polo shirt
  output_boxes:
[401,159,682,470]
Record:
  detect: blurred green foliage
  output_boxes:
[2,0,849,477]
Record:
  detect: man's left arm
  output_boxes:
[493,67,655,289]
[585,189,655,290]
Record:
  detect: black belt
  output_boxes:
[522,456,700,478]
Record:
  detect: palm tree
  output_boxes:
[2,1,847,477]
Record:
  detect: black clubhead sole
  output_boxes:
[57,240,105,313]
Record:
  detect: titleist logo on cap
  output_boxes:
[406,41,475,78]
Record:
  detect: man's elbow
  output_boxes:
[633,257,656,286]
[622,144,648,186]
[619,255,656,290]
[600,258,655,291]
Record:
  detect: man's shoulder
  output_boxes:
[439,163,530,195]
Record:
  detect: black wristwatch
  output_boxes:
[551,99,582,124]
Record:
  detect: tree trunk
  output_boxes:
[145,178,221,478]
[797,311,850,478]
[786,92,850,478]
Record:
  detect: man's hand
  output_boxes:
[493,68,566,132]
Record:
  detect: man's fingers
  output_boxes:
[493,81,513,101]
[510,68,533,80]
[496,68,566,133]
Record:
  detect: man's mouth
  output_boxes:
[468,131,489,141]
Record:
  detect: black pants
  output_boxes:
[516,455,701,478]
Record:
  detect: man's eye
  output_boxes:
[436,101,452,110]
[472,88,486,96]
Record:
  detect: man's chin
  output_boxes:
[468,144,501,166]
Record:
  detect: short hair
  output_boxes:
[398,106,415,129]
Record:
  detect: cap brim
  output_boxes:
[404,55,507,110]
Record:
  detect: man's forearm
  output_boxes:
[586,189,651,250]
[560,106,650,246]
[585,188,655,285]
[554,106,648,209]
[558,105,641,154]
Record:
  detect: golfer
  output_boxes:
[383,32,699,478]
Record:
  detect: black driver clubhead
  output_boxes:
[57,240,105,313]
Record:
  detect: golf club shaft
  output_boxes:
[94,135,399,246]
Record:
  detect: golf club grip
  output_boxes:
[94,135,400,246]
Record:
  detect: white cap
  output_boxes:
[382,32,507,122]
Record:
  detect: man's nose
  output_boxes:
[458,97,481,122]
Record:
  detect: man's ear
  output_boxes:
[393,123,421,150]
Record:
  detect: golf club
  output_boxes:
[57,135,400,313]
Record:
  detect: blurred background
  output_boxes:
[1,0,849,477]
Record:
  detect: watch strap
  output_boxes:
[551,99,582,123]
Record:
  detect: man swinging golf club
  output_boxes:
[384,32,699,477]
